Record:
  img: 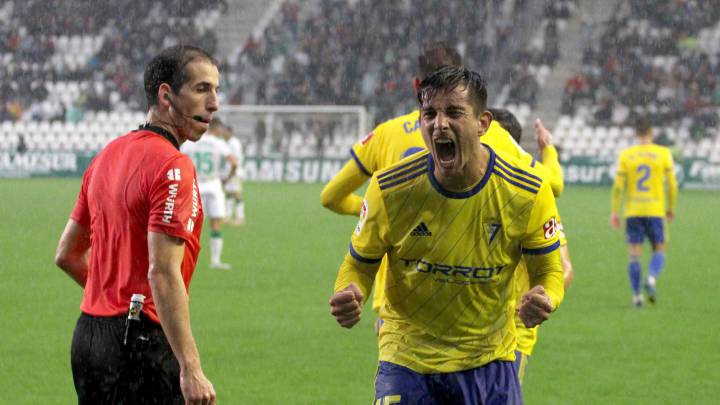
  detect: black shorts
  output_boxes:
[71,313,183,404]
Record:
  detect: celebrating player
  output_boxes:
[610,118,678,306]
[329,66,565,403]
[320,43,542,329]
[181,118,238,270]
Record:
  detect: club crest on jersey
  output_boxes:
[356,199,368,235]
[360,132,374,145]
[166,168,181,181]
[486,223,501,243]
[543,217,557,239]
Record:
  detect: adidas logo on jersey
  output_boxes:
[410,222,432,237]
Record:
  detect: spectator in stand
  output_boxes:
[1,0,222,115]
[564,0,720,127]
[229,0,525,120]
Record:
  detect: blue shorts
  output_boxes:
[626,217,665,245]
[374,360,522,405]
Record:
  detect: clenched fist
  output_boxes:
[329,283,363,328]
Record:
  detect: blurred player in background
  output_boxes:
[491,109,575,385]
[610,118,678,307]
[182,118,238,270]
[487,107,523,143]
[219,123,246,226]
[329,66,565,404]
[55,45,217,404]
[481,112,564,197]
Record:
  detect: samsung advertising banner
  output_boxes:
[0,151,93,178]
[2,152,719,189]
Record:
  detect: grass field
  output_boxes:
[0,179,717,404]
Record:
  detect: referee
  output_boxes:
[55,45,218,404]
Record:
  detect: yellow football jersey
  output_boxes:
[351,114,519,312]
[612,143,678,218]
[350,110,426,312]
[350,110,426,176]
[514,215,568,356]
[334,148,564,373]
[512,143,567,356]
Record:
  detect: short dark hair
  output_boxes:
[417,66,488,115]
[143,45,218,109]
[488,108,522,142]
[418,42,463,79]
[634,117,653,136]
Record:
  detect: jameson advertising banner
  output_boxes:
[2,152,719,189]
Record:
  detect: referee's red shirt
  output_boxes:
[70,128,204,324]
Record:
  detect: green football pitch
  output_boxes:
[0,179,717,404]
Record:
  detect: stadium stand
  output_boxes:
[2,0,719,164]
[227,0,509,121]
[2,0,539,158]
[505,0,576,110]
[557,0,720,162]
[0,0,223,143]
[224,0,565,157]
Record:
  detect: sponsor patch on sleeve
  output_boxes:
[185,179,200,231]
[356,199,368,235]
[543,217,557,239]
[360,132,374,145]
[166,168,181,181]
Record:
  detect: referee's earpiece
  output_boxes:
[163,92,205,123]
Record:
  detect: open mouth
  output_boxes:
[434,138,456,166]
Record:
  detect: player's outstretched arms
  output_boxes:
[518,285,554,328]
[320,160,369,216]
[329,283,364,328]
[536,118,565,197]
[535,118,553,152]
